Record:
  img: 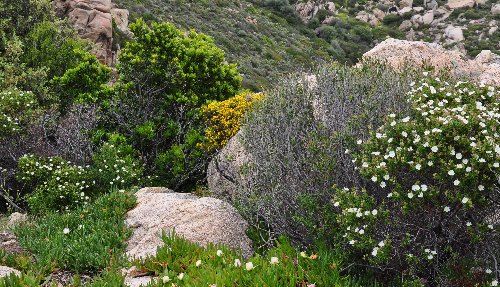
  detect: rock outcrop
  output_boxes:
[54,0,130,65]
[206,132,251,201]
[125,188,253,260]
[362,38,500,86]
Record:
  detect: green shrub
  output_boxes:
[105,19,242,190]
[15,190,136,273]
[17,155,92,214]
[382,14,402,26]
[90,134,144,192]
[332,76,500,285]
[222,62,415,247]
[0,89,38,140]
[132,232,377,286]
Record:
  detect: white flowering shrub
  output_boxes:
[90,134,144,192]
[333,76,499,285]
[17,155,92,214]
[0,89,37,139]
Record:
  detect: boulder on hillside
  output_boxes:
[55,0,113,65]
[125,188,253,259]
[207,131,250,201]
[444,25,464,43]
[362,38,500,86]
[492,4,500,16]
[446,0,475,9]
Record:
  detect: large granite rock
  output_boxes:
[125,188,253,260]
[206,132,250,202]
[446,0,475,9]
[55,0,129,65]
[362,38,500,86]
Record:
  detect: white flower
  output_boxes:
[493,162,499,168]
[380,182,386,188]
[371,248,378,256]
[234,259,241,267]
[466,222,472,227]
[401,117,410,123]
[478,185,484,191]
[270,257,279,265]
[488,224,493,230]
[492,280,498,286]
[300,251,307,258]
[444,206,450,212]
[196,260,202,267]
[462,197,469,204]
[371,176,377,182]
[349,240,356,245]
[456,153,462,159]
[454,179,460,186]
[162,276,171,283]
[418,192,423,198]
[63,228,70,235]
[357,139,363,145]
[345,149,350,154]
[402,131,408,137]
[431,146,438,152]
[245,262,254,271]
[408,192,414,199]
[412,184,420,191]
[448,170,455,176]
[387,193,393,198]
[177,273,184,280]
[372,209,378,216]
[333,201,340,207]
[383,174,390,180]
[216,250,223,257]
[388,151,395,158]
[428,161,434,166]
[421,185,428,191]
[486,269,492,274]
[415,164,422,170]
[359,229,365,235]
[427,254,433,260]
[378,241,385,247]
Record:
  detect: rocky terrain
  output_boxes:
[294,0,499,56]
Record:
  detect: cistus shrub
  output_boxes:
[17,155,92,214]
[90,134,144,192]
[0,89,38,139]
[332,76,499,285]
[231,62,414,246]
[200,91,263,153]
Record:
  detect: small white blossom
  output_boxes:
[444,206,450,212]
[462,197,469,204]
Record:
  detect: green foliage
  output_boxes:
[0,0,54,41]
[15,190,136,273]
[0,89,38,139]
[132,232,379,286]
[17,155,92,214]
[382,14,402,26]
[107,19,242,190]
[90,134,144,192]
[331,76,500,285]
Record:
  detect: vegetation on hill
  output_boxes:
[0,0,498,286]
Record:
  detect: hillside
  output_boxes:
[111,0,405,89]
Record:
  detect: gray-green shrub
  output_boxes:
[228,61,415,246]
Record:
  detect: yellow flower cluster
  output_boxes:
[200,91,263,152]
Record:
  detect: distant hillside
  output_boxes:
[111,0,499,90]
[112,0,403,90]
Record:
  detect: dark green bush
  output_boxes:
[382,13,402,25]
[105,19,242,190]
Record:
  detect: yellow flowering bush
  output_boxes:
[200,91,263,152]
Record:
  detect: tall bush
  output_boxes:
[332,76,499,285]
[231,62,415,246]
[105,19,242,190]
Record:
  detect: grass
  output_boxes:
[14,190,136,274]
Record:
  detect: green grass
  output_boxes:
[14,190,136,274]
